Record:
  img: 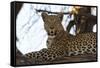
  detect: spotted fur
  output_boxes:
[24,12,96,62]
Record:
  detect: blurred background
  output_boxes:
[16,3,97,55]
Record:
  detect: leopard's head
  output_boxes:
[42,12,64,37]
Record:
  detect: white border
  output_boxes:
[0,0,99,68]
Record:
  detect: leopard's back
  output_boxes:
[65,32,96,56]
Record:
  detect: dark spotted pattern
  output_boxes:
[24,12,96,62]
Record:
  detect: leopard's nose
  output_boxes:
[51,31,53,33]
[50,27,54,29]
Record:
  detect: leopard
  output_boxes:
[24,12,96,62]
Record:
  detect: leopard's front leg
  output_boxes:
[24,48,60,64]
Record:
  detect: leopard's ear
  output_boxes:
[41,12,48,22]
[57,13,63,21]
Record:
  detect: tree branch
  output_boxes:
[36,9,71,14]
